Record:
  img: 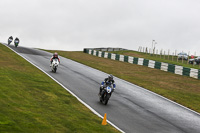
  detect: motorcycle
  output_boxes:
[14,40,19,47]
[50,59,59,73]
[8,38,13,45]
[99,84,113,105]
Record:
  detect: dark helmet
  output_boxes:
[108,74,113,80]
[53,52,58,58]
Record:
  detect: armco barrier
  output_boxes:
[124,56,128,62]
[133,57,138,64]
[155,62,161,69]
[83,49,200,79]
[143,59,149,66]
[115,54,120,61]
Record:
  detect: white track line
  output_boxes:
[3,43,125,133]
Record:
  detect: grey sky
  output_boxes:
[1,0,200,55]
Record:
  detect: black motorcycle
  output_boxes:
[99,84,113,105]
[14,39,19,47]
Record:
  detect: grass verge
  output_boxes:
[44,50,200,113]
[0,44,119,133]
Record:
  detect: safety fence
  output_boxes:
[83,48,200,79]
[84,47,128,52]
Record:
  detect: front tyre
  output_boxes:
[104,100,108,105]
[54,66,57,73]
[102,93,110,105]
[99,97,102,103]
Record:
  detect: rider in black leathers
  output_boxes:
[99,74,116,96]
[14,37,20,44]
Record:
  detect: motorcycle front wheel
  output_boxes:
[54,67,57,73]
[102,93,109,105]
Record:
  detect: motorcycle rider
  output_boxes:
[8,36,13,44]
[50,52,60,66]
[14,37,20,44]
[99,74,116,96]
[8,36,13,40]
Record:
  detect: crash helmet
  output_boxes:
[108,74,113,80]
[53,52,58,58]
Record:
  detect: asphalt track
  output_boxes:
[4,44,200,133]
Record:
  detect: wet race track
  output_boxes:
[5,44,200,133]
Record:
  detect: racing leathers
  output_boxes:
[50,56,60,64]
[99,78,116,96]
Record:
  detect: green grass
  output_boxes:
[0,44,119,133]
[111,50,200,69]
[43,50,200,113]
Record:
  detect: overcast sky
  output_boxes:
[0,0,200,55]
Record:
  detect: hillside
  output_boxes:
[0,43,119,133]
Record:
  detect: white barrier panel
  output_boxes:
[148,60,155,68]
[119,55,124,62]
[128,56,133,64]
[93,50,96,56]
[161,62,168,71]
[138,58,144,65]
[89,50,92,54]
[190,68,198,79]
[98,51,102,57]
[104,52,108,58]
[111,54,116,60]
[175,65,183,75]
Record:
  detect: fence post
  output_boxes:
[146,47,148,54]
[177,51,178,62]
[168,49,170,60]
[160,49,162,58]
[182,56,184,63]
[156,49,158,58]
[187,51,190,64]
[164,51,165,59]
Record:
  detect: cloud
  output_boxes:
[0,0,200,55]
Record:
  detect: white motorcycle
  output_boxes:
[50,59,59,73]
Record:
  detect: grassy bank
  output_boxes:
[0,44,119,133]
[112,50,200,69]
[45,50,200,113]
